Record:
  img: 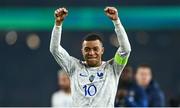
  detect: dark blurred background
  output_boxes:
[0,0,180,106]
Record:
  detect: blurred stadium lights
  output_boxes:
[0,6,180,30]
[5,31,18,45]
[26,34,40,50]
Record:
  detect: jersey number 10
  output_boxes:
[83,84,97,96]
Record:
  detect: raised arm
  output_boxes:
[105,7,131,74]
[50,8,74,76]
[50,7,68,52]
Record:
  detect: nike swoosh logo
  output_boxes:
[79,73,88,77]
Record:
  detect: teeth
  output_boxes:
[88,58,96,60]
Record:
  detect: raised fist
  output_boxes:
[104,7,119,20]
[54,7,68,26]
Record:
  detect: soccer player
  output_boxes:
[50,6,131,107]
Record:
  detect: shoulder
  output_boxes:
[53,90,64,96]
[52,91,64,100]
[148,81,161,91]
[107,59,114,65]
[70,56,79,62]
[129,83,145,93]
[70,56,84,67]
[148,81,164,95]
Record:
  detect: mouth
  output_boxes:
[87,58,97,61]
[86,56,97,59]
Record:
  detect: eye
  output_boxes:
[84,47,90,52]
[93,47,99,52]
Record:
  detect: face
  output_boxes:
[82,40,104,67]
[135,67,152,87]
[58,73,70,90]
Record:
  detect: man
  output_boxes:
[115,65,149,107]
[51,69,72,107]
[135,64,165,106]
[50,6,131,107]
[125,64,165,107]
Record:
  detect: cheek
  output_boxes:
[97,49,103,55]
[95,52,101,57]
[82,51,87,57]
[145,76,151,82]
[83,53,88,58]
[101,51,104,55]
[136,75,143,82]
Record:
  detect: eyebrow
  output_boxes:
[84,46,100,49]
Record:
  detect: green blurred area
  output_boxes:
[0,6,180,31]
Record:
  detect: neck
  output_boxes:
[85,61,102,67]
[64,88,71,94]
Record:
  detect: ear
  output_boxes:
[81,48,84,55]
[101,47,104,54]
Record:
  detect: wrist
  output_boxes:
[54,24,62,30]
[56,21,62,26]
[55,18,63,26]
[112,18,121,25]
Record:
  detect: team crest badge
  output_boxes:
[97,71,104,79]
[89,75,95,82]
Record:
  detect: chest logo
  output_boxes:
[79,73,88,77]
[97,71,104,79]
[89,75,95,82]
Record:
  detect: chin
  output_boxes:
[88,64,97,67]
[87,61,98,67]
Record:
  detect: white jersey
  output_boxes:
[51,90,72,107]
[50,19,131,107]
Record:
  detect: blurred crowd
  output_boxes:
[51,70,72,107]
[51,64,180,107]
[115,64,165,107]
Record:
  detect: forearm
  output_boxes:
[49,24,62,52]
[49,24,75,75]
[112,19,131,52]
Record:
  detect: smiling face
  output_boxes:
[82,40,104,67]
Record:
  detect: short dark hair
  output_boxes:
[137,64,151,69]
[135,64,152,74]
[82,33,103,45]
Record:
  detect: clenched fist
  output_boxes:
[54,7,68,26]
[104,7,119,20]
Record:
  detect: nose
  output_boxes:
[88,49,95,55]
